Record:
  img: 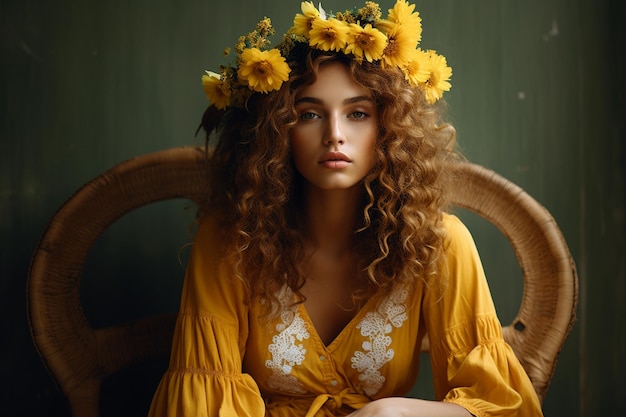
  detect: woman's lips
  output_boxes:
[319,151,352,169]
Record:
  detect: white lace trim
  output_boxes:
[351,286,409,396]
[265,293,310,394]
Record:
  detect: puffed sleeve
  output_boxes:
[148,216,265,417]
[423,214,543,417]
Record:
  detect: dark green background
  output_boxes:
[2,0,624,416]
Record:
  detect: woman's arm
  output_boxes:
[148,216,265,417]
[348,397,472,417]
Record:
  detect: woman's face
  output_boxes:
[290,61,378,192]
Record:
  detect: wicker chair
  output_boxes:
[27,146,578,417]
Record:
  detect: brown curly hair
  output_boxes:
[200,48,458,314]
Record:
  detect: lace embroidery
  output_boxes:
[351,286,409,396]
[265,299,310,394]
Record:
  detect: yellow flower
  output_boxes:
[237,48,291,93]
[388,0,422,42]
[380,24,415,68]
[335,10,357,24]
[358,1,383,22]
[309,17,350,52]
[402,48,431,86]
[290,1,320,37]
[421,51,452,103]
[201,71,231,110]
[345,23,387,62]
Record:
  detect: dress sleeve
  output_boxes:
[423,214,543,417]
[148,216,265,417]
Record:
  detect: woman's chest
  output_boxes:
[242,285,424,398]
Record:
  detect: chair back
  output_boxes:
[28,146,578,416]
[442,161,578,402]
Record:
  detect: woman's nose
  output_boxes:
[324,115,346,146]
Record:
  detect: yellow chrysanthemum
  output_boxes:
[387,0,422,43]
[345,23,387,62]
[309,17,350,52]
[356,1,382,23]
[237,48,291,93]
[290,1,320,37]
[335,10,357,24]
[402,48,431,86]
[380,24,415,68]
[421,51,452,103]
[201,71,231,110]
[375,18,393,34]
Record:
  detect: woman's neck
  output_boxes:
[301,185,364,254]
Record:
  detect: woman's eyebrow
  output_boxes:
[343,95,374,105]
[294,95,374,106]
[294,96,323,106]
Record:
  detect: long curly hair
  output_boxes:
[200,47,458,314]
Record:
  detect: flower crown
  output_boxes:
[201,0,452,110]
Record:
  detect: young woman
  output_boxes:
[149,1,543,416]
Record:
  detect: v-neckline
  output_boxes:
[297,296,375,350]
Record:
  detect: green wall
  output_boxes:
[2,0,624,416]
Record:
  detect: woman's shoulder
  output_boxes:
[441,212,471,239]
[440,212,480,258]
[191,210,233,255]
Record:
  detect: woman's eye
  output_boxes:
[350,111,368,119]
[299,112,319,121]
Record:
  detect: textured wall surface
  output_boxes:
[1,0,624,416]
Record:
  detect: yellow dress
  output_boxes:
[148,214,543,417]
